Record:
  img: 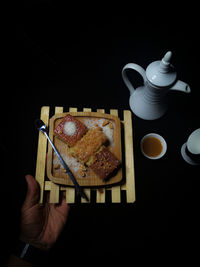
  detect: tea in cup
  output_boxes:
[141,133,167,160]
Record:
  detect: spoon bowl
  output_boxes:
[35,119,47,133]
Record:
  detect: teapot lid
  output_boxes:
[146,51,177,87]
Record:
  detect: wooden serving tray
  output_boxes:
[47,111,122,187]
[35,106,135,204]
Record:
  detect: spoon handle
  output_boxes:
[44,133,78,187]
[35,119,88,201]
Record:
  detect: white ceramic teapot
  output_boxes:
[122,51,191,120]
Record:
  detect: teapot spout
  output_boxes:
[171,80,191,93]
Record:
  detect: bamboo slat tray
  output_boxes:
[47,112,122,187]
[35,106,136,204]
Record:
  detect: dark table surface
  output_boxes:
[3,2,200,263]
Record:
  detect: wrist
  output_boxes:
[12,239,49,264]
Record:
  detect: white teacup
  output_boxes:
[181,128,200,165]
[140,133,167,160]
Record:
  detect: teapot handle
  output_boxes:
[122,63,147,94]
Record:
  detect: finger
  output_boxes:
[59,190,66,203]
[56,194,70,214]
[22,175,40,209]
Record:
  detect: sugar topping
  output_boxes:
[53,152,86,178]
[64,121,76,136]
[83,118,114,146]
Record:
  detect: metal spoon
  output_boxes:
[35,119,89,201]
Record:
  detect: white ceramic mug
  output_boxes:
[181,128,200,165]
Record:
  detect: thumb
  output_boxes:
[23,175,40,209]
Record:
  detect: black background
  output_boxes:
[3,1,200,264]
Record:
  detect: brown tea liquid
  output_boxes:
[142,137,163,157]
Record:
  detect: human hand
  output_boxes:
[20,175,70,250]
